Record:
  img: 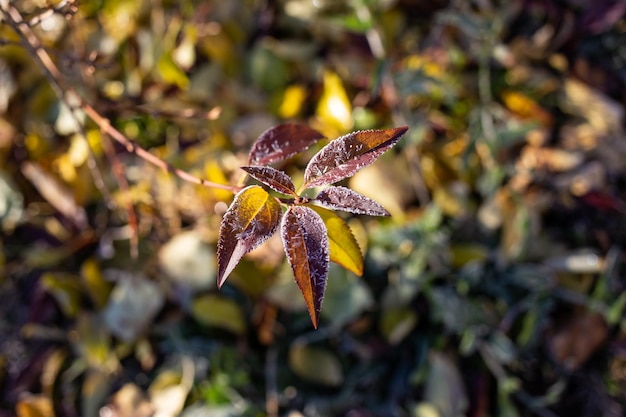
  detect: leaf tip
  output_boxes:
[216,265,230,289]
[392,126,409,137]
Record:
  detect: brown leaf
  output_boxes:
[248,123,325,166]
[303,126,408,189]
[315,186,390,216]
[547,306,608,371]
[241,166,297,196]
[281,206,329,328]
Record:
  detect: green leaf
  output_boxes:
[380,307,418,345]
[40,273,82,318]
[288,343,343,386]
[157,53,190,89]
[191,294,247,335]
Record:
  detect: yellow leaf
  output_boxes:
[316,71,353,135]
[53,154,76,183]
[101,0,141,42]
[40,273,82,318]
[199,30,238,75]
[405,54,444,79]
[86,129,103,157]
[308,205,363,276]
[217,186,282,286]
[157,54,190,89]
[24,133,49,159]
[501,90,551,125]
[80,259,112,310]
[76,313,113,369]
[16,394,54,417]
[204,160,232,202]
[279,85,307,119]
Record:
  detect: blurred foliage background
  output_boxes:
[1,0,626,416]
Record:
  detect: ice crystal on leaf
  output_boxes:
[218,124,408,327]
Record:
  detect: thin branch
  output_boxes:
[0,3,241,194]
[0,3,110,203]
[27,0,77,27]
[0,3,142,253]
[82,103,240,192]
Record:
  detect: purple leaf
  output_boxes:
[248,123,325,166]
[241,166,297,196]
[281,206,329,328]
[217,186,282,287]
[303,126,408,189]
[315,186,390,216]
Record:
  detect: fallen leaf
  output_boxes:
[159,230,216,291]
[191,294,247,335]
[288,343,343,386]
[102,271,164,342]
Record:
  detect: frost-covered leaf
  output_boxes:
[315,186,390,217]
[241,166,297,196]
[308,205,363,276]
[217,186,282,287]
[248,123,325,166]
[281,206,329,328]
[303,126,408,188]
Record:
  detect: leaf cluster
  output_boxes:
[218,124,407,327]
[2,1,626,417]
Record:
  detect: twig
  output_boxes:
[0,4,240,194]
[0,2,140,253]
[0,3,109,201]
[27,0,76,27]
[0,3,241,200]
[81,103,240,192]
